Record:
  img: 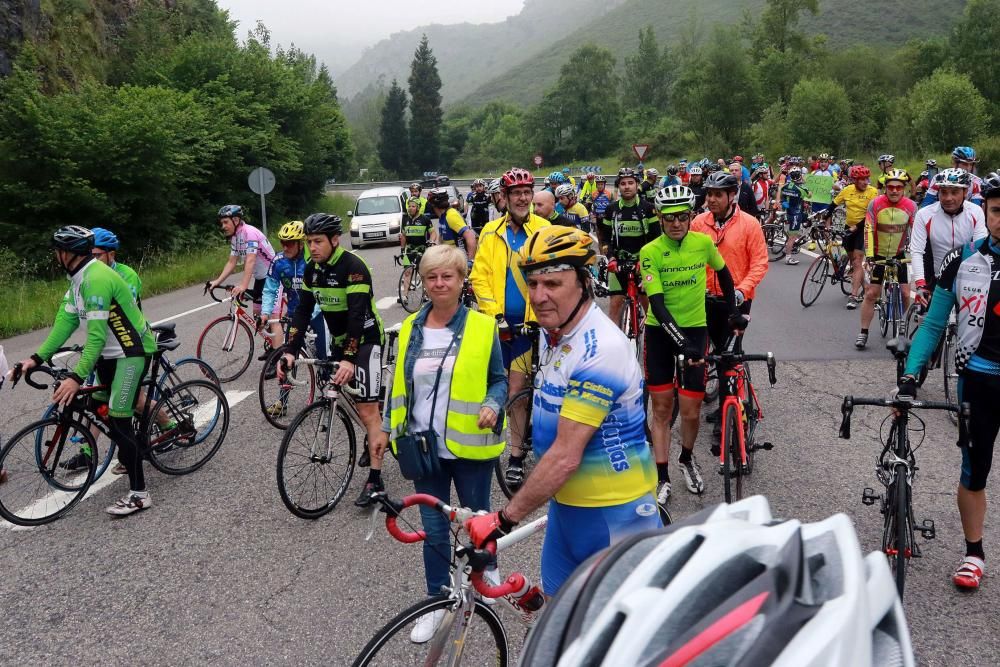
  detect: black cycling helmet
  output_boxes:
[52,225,95,254]
[429,187,451,208]
[217,204,244,219]
[434,175,451,186]
[981,171,1000,200]
[303,212,342,236]
[615,167,638,186]
[702,171,740,191]
[667,164,679,176]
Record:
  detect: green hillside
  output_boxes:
[461,0,966,107]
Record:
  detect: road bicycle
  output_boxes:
[696,336,776,504]
[196,284,285,382]
[799,228,852,307]
[606,257,645,361]
[257,328,322,430]
[275,324,402,519]
[763,210,789,262]
[494,320,540,500]
[768,210,828,262]
[873,257,910,341]
[352,492,548,666]
[839,339,969,597]
[395,251,427,314]
[904,303,960,424]
[0,348,230,526]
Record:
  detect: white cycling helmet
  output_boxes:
[688,165,703,176]
[555,183,576,199]
[646,168,659,178]
[521,496,914,667]
[654,185,696,213]
[487,178,502,195]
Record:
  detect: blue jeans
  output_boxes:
[413,457,495,595]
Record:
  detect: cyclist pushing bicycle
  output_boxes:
[464,226,661,596]
[10,226,158,516]
[397,197,437,306]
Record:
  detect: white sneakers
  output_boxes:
[410,609,446,644]
[656,480,671,505]
[105,492,152,516]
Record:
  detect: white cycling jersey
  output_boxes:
[909,200,986,286]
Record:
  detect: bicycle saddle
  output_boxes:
[887,337,910,359]
[152,323,176,335]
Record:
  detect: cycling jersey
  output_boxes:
[289,245,384,361]
[466,191,491,230]
[909,201,987,286]
[230,222,275,280]
[752,180,770,211]
[111,261,142,309]
[562,203,589,229]
[779,181,810,208]
[599,198,659,260]
[689,183,706,211]
[832,184,878,229]
[532,303,656,507]
[639,232,725,328]
[691,209,769,300]
[864,194,917,258]
[591,189,614,218]
[921,175,983,208]
[436,207,471,250]
[263,254,305,314]
[639,180,658,201]
[402,213,433,250]
[37,258,156,382]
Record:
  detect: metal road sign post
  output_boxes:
[248,166,276,236]
[632,144,650,162]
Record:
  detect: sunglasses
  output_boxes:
[661,212,692,222]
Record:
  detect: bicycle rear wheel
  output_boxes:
[398,267,425,313]
[765,225,787,262]
[800,255,830,307]
[277,400,357,519]
[0,417,97,526]
[157,357,221,397]
[721,403,742,503]
[145,380,230,475]
[495,388,534,500]
[837,254,853,296]
[351,595,508,667]
[943,333,959,424]
[196,316,255,382]
[258,346,316,430]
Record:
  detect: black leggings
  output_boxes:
[958,371,1000,492]
[707,298,752,411]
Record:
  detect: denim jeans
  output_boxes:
[413,457,495,596]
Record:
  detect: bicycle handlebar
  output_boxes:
[278,357,363,397]
[839,395,971,444]
[204,282,247,306]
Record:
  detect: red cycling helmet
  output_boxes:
[733,155,744,163]
[500,167,535,191]
[849,165,871,179]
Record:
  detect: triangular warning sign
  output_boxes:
[632,144,650,161]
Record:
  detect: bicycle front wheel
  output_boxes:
[398,267,425,314]
[877,301,889,338]
[145,380,230,475]
[495,388,534,500]
[943,333,959,424]
[0,417,97,526]
[800,255,830,307]
[277,400,357,519]
[196,316,255,382]
[883,469,910,598]
[721,404,742,503]
[765,225,787,262]
[352,595,508,667]
[39,404,115,481]
[258,346,316,430]
[837,254,853,296]
[619,299,641,360]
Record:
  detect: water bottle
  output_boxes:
[502,580,545,625]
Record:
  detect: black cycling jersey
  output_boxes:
[599,198,660,259]
[467,191,491,230]
[402,213,433,249]
[640,180,658,201]
[690,184,706,211]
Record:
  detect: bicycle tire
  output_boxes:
[144,380,230,475]
[837,254,852,296]
[884,468,910,598]
[877,301,889,338]
[39,404,116,481]
[196,316,255,382]
[800,255,830,307]
[0,417,98,526]
[495,388,534,500]
[398,267,425,314]
[157,357,221,398]
[351,595,508,667]
[277,400,357,519]
[765,225,787,262]
[258,346,316,430]
[889,284,901,340]
[619,298,641,361]
[721,403,741,503]
[943,333,959,425]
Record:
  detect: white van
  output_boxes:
[348,186,407,248]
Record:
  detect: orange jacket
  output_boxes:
[691,208,769,300]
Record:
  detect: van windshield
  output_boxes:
[356,196,401,216]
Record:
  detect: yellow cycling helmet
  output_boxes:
[519,227,596,275]
[278,220,305,241]
[884,169,910,185]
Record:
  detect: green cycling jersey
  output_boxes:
[111,260,142,308]
[639,231,725,328]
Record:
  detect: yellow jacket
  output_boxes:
[470,213,551,322]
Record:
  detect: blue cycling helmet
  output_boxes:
[217,204,244,219]
[548,171,567,184]
[90,227,120,251]
[952,146,978,163]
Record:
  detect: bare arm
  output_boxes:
[213,256,238,285]
[463,229,478,260]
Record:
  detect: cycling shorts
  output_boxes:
[500,331,532,376]
[869,255,908,285]
[95,356,151,419]
[957,371,1000,492]
[842,225,865,253]
[784,206,806,233]
[541,493,661,595]
[248,277,267,305]
[644,326,708,398]
[333,343,382,403]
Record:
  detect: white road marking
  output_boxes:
[2,389,252,531]
[151,300,222,326]
[375,296,398,311]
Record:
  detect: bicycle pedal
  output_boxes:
[861,487,879,506]
[758,442,773,451]
[918,519,936,540]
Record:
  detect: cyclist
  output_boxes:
[775,167,811,265]
[487,178,506,219]
[534,189,575,227]
[562,167,576,189]
[751,165,772,215]
[925,158,939,184]
[641,186,746,505]
[590,175,614,226]
[464,226,660,595]
[876,154,898,192]
[408,183,428,214]
[546,171,567,196]
[90,228,141,308]
[910,168,987,306]
[555,183,590,230]
[13,227,157,516]
[207,204,276,321]
[921,146,983,208]
[640,168,660,201]
[810,153,836,216]
[687,166,706,211]
[280,213,387,507]
[661,165,682,187]
[829,165,879,309]
[465,178,492,234]
[577,171,597,205]
[599,167,660,329]
[428,187,477,261]
[470,167,550,491]
[854,169,917,350]
[898,171,1000,590]
[398,197,437,305]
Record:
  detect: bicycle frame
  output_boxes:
[208,285,285,352]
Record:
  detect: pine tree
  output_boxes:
[408,35,443,172]
[378,79,409,176]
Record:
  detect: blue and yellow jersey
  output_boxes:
[531,304,656,507]
[437,208,470,248]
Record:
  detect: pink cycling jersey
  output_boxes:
[230,223,275,280]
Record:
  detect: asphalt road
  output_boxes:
[1,243,997,666]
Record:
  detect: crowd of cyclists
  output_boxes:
[6,141,1000,659]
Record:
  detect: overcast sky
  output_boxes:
[216,1,526,74]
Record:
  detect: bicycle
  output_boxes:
[872,257,910,341]
[196,283,285,382]
[0,354,230,526]
[395,251,427,314]
[257,328,322,430]
[606,257,644,361]
[904,302,960,423]
[494,320,540,500]
[352,492,548,666]
[696,336,777,504]
[763,210,788,262]
[769,210,827,262]
[799,228,852,307]
[275,324,402,519]
[838,339,969,597]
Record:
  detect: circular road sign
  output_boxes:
[248,167,276,195]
